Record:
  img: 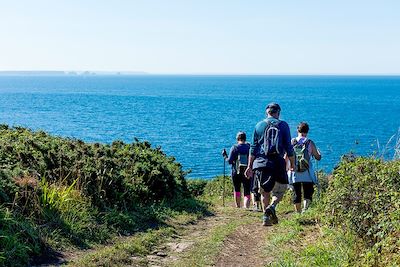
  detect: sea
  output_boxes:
[0,75,399,179]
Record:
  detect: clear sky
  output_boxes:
[1,0,399,74]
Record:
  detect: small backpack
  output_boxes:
[263,120,281,156]
[292,138,311,172]
[236,153,248,175]
[235,144,249,175]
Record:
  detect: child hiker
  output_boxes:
[222,131,251,208]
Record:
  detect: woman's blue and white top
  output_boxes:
[288,137,318,185]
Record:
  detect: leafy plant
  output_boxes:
[186,179,208,197]
[0,126,205,266]
[323,157,400,265]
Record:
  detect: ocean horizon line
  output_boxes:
[1,71,400,77]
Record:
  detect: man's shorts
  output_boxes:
[253,168,275,192]
[253,156,288,193]
[253,175,287,202]
[271,182,287,202]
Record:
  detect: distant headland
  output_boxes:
[0,71,148,76]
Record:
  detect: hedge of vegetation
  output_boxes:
[0,125,207,266]
[324,157,400,266]
[190,155,400,266]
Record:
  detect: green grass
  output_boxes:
[171,207,259,267]
[0,208,42,267]
[265,207,357,267]
[69,227,175,267]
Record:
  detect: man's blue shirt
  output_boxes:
[250,117,294,169]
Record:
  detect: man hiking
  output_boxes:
[223,131,251,208]
[245,103,295,226]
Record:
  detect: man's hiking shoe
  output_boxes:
[265,206,278,224]
[262,214,273,226]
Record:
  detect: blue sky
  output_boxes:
[1,1,399,74]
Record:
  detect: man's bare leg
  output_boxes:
[261,191,271,212]
[261,191,272,226]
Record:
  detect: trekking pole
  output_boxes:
[222,156,226,207]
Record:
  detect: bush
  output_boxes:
[0,126,188,209]
[315,170,330,193]
[324,157,400,265]
[186,179,208,197]
[0,126,204,266]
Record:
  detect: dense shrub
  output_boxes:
[324,157,400,265]
[0,126,200,266]
[0,125,188,209]
[186,179,208,197]
[0,170,18,203]
[315,170,330,193]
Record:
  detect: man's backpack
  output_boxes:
[292,138,311,172]
[263,120,281,156]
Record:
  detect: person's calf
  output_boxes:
[261,191,271,212]
[270,183,287,209]
[244,195,251,209]
[270,196,279,209]
[302,199,311,213]
[294,203,301,213]
[234,192,241,208]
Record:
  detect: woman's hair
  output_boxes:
[297,122,309,134]
[236,131,246,141]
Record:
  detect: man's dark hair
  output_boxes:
[297,122,309,134]
[236,131,246,141]
[266,102,281,115]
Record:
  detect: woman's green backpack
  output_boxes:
[292,138,311,172]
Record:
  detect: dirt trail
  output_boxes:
[145,212,232,267]
[213,221,268,267]
[35,207,279,267]
[147,208,275,267]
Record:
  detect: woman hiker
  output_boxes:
[288,122,322,213]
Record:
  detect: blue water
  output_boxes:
[0,75,399,178]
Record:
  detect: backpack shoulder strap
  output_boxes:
[304,139,312,147]
[305,139,314,155]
